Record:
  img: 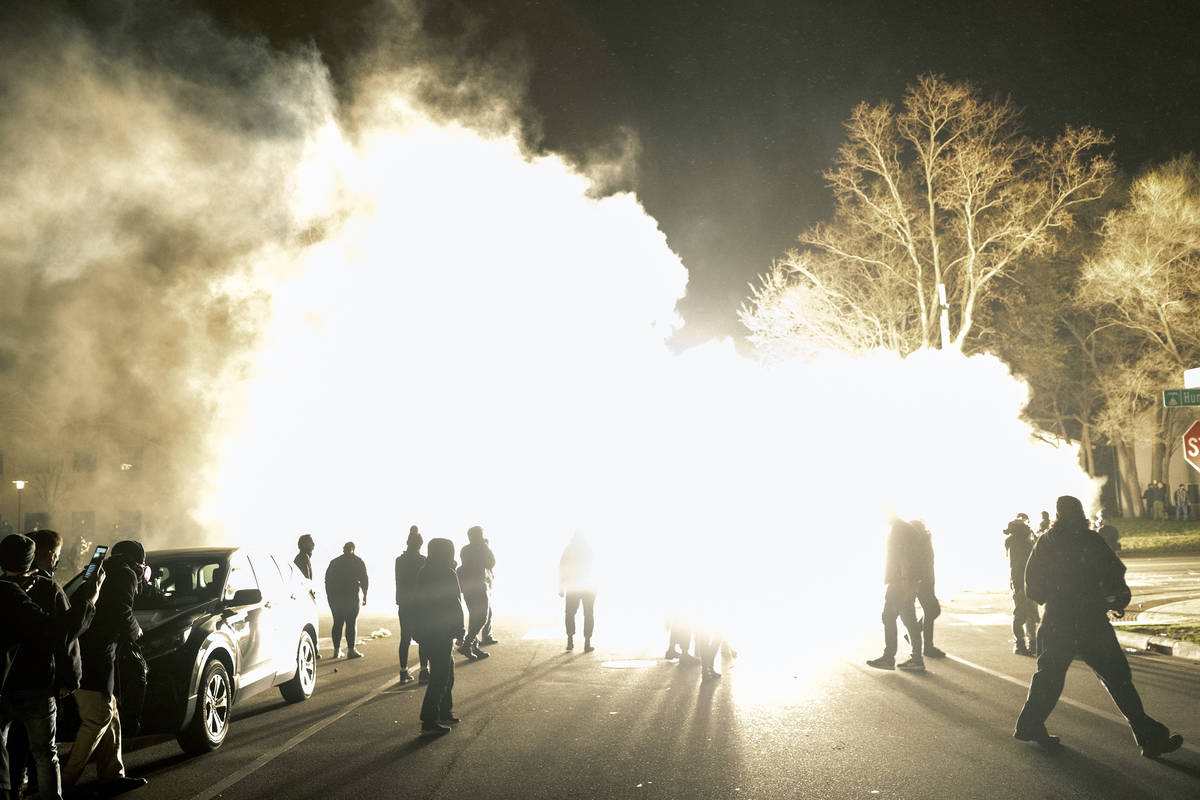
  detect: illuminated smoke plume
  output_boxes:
[1,2,1099,660]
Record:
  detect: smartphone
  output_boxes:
[82,545,109,580]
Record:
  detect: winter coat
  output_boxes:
[458,541,495,596]
[413,539,465,644]
[80,555,142,695]
[1024,518,1129,624]
[883,520,920,586]
[0,579,94,694]
[325,553,369,607]
[1004,531,1035,592]
[394,549,426,607]
[3,573,75,696]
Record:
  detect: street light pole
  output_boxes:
[12,480,25,534]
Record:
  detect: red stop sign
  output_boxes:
[1185,420,1200,473]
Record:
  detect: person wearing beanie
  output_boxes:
[0,534,100,800]
[413,538,465,736]
[62,540,147,793]
[395,526,430,684]
[1014,496,1184,758]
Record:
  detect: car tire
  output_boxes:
[178,657,232,754]
[279,629,317,703]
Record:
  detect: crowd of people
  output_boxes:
[0,531,151,799]
[866,498,1183,759]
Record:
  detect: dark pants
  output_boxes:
[1012,590,1040,641]
[397,605,429,672]
[565,591,596,639]
[463,589,489,646]
[0,691,60,800]
[480,591,494,640]
[420,639,455,724]
[1016,615,1167,745]
[881,582,922,658]
[330,601,360,653]
[915,580,940,648]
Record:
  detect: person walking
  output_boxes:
[62,540,148,793]
[325,542,368,659]
[558,532,597,653]
[395,526,430,683]
[1096,513,1121,553]
[456,527,493,662]
[1014,495,1184,758]
[910,520,944,659]
[1173,484,1190,521]
[867,513,924,671]
[1003,514,1039,656]
[413,538,465,736]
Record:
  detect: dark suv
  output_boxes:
[68,547,319,754]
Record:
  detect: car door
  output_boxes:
[220,552,273,695]
[246,553,292,683]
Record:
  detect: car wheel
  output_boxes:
[178,658,232,754]
[279,629,317,703]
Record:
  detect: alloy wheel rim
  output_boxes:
[204,670,230,739]
[299,637,316,693]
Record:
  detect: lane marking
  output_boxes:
[186,673,398,800]
[946,653,1200,756]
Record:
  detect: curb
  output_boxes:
[1115,630,1200,662]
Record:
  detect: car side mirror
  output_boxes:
[226,588,263,607]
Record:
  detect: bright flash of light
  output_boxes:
[195,91,1098,669]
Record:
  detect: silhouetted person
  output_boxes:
[456,526,493,662]
[1004,514,1039,656]
[1095,514,1121,553]
[867,513,924,671]
[293,534,320,659]
[1014,495,1183,758]
[910,520,944,659]
[325,542,368,659]
[293,534,315,580]
[63,540,148,793]
[395,526,430,683]
[558,532,596,652]
[413,538,465,736]
[1036,511,1051,537]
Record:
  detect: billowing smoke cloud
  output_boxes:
[1,2,1098,661]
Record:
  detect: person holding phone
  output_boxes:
[0,533,100,800]
[62,540,147,793]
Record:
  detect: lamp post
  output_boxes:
[12,480,25,534]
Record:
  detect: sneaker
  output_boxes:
[897,656,925,671]
[664,647,681,660]
[420,722,451,736]
[346,650,364,660]
[583,639,594,653]
[471,645,490,660]
[566,636,574,652]
[332,649,341,659]
[1014,727,1060,745]
[1013,642,1030,656]
[866,654,895,670]
[458,644,479,661]
[924,645,946,659]
[418,668,431,684]
[399,669,413,684]
[1141,733,1184,759]
[438,715,461,725]
[479,636,499,646]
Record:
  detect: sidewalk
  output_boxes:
[1113,597,1200,662]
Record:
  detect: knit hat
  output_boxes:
[0,534,36,572]
[110,540,145,563]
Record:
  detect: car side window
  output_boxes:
[250,554,286,601]
[223,554,258,602]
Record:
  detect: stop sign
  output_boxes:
[1185,420,1200,472]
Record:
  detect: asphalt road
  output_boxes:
[81,565,1200,800]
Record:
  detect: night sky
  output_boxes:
[73,0,1200,344]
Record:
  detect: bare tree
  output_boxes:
[1078,156,1200,483]
[742,74,1114,358]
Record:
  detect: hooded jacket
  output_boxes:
[1023,517,1129,622]
[80,553,142,695]
[413,539,465,644]
[0,579,95,694]
[394,548,426,607]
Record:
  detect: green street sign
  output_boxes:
[1163,388,1200,407]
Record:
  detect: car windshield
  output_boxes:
[134,555,229,610]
